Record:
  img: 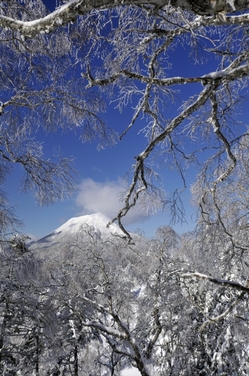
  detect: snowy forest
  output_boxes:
[2,216,249,375]
[1,0,249,375]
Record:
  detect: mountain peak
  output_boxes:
[30,213,123,251]
[53,212,120,236]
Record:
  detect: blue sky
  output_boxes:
[5,0,245,240]
[6,97,196,239]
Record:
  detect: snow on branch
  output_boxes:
[199,293,245,331]
[108,83,218,240]
[1,0,249,37]
[181,272,249,293]
[83,321,126,340]
[84,62,249,89]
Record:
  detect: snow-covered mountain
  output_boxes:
[54,212,122,237]
[29,212,123,253]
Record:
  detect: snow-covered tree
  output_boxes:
[33,223,249,375]
[0,220,249,374]
[1,2,249,373]
[0,0,248,238]
[0,240,47,375]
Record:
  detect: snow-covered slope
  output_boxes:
[53,212,121,237]
[29,212,123,252]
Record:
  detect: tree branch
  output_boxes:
[199,292,245,331]
[1,0,249,37]
[108,82,218,238]
[181,272,249,293]
[83,61,249,89]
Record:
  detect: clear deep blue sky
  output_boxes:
[5,0,235,239]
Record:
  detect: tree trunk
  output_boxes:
[74,344,78,376]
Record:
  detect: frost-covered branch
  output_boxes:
[181,272,249,293]
[81,297,151,376]
[210,93,237,187]
[83,321,126,340]
[85,62,249,89]
[1,0,249,37]
[108,83,217,238]
[199,292,245,331]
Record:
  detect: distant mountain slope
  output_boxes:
[54,213,121,237]
[29,212,123,253]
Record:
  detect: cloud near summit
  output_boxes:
[76,178,147,225]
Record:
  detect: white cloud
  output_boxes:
[76,178,147,225]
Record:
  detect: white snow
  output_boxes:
[53,212,122,237]
[121,368,141,376]
[30,212,124,252]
